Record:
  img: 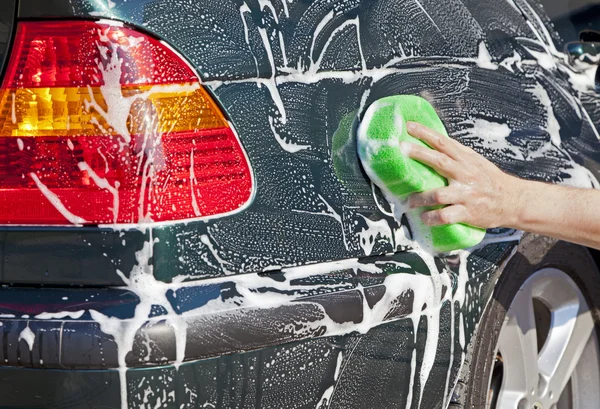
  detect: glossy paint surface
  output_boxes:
[1,0,599,408]
[8,0,600,283]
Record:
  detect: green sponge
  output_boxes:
[357,95,485,252]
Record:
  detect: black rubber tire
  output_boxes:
[449,234,600,409]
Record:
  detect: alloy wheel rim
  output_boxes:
[489,268,600,409]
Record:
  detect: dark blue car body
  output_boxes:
[1,0,599,408]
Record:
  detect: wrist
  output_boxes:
[503,175,530,229]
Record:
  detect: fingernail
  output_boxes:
[420,212,432,225]
[406,121,417,132]
[399,142,411,155]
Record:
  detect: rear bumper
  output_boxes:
[0,318,447,409]
[0,241,516,408]
[0,253,431,370]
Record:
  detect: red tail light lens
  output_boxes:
[0,21,253,225]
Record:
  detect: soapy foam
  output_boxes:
[310,17,366,74]
[309,11,335,73]
[292,194,349,250]
[30,228,517,408]
[77,162,120,224]
[18,326,35,351]
[258,0,289,67]
[315,351,343,407]
[268,116,310,152]
[11,92,16,124]
[357,214,394,256]
[189,150,202,217]
[476,42,498,71]
[30,173,87,225]
[413,0,443,34]
[239,3,260,77]
[35,310,86,320]
[454,118,523,159]
[22,5,600,409]
[527,83,561,147]
[91,236,189,409]
[499,51,522,73]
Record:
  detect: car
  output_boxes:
[1,0,599,408]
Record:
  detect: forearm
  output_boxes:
[508,178,600,250]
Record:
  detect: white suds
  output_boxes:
[90,238,188,409]
[30,173,87,225]
[310,17,366,74]
[292,194,349,250]
[357,215,394,256]
[35,310,85,320]
[413,0,443,34]
[189,150,202,217]
[18,326,35,351]
[455,118,522,159]
[268,116,310,153]
[527,83,561,147]
[476,41,498,70]
[315,351,344,408]
[309,11,335,72]
[499,51,522,73]
[78,162,120,224]
[11,92,16,124]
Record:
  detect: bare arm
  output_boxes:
[402,121,600,250]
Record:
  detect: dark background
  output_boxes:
[540,0,600,46]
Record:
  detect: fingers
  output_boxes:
[400,142,459,180]
[406,121,466,160]
[421,205,468,226]
[409,187,461,208]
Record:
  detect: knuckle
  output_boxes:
[412,145,424,157]
[436,155,451,170]
[422,212,434,225]
[462,168,475,179]
[438,211,449,225]
[463,210,475,225]
[433,190,445,204]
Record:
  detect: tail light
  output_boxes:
[0,21,253,225]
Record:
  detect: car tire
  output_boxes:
[449,233,600,409]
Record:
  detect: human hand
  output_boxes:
[401,121,524,229]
